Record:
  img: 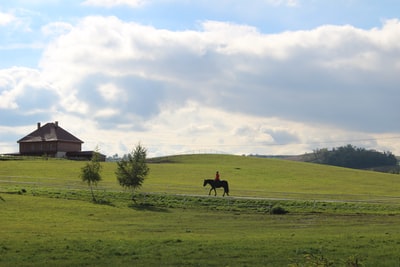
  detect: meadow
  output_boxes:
[1,154,400,266]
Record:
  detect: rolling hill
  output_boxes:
[1,154,399,203]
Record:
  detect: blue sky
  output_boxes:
[1,0,400,157]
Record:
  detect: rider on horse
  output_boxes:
[203,172,229,196]
[215,171,220,186]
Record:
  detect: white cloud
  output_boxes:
[40,17,400,122]
[0,11,15,26]
[95,108,119,118]
[0,16,391,156]
[97,83,124,102]
[88,101,389,157]
[0,90,18,109]
[0,67,58,110]
[41,22,73,37]
[82,0,146,8]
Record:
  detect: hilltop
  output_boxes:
[1,154,399,202]
[146,154,400,202]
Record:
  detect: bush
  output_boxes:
[271,206,288,214]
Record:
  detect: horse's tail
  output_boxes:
[225,181,229,194]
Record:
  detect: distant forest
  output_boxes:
[311,144,398,171]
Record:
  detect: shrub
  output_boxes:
[271,206,288,214]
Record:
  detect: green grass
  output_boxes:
[2,154,400,266]
[145,154,400,202]
[2,154,399,201]
[2,193,400,266]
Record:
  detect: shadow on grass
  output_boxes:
[128,202,170,212]
[93,198,115,207]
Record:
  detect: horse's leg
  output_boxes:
[208,188,212,195]
[223,186,228,197]
[213,187,217,196]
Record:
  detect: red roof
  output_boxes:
[18,122,83,144]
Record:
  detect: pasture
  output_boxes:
[1,154,400,266]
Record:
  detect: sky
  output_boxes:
[1,0,400,157]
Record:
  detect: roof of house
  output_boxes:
[17,122,84,144]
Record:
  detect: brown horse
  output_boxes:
[203,179,229,196]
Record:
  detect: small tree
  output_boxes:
[116,144,149,202]
[81,149,102,202]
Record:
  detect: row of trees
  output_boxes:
[312,144,398,169]
[81,144,149,202]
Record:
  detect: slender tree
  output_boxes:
[81,148,102,202]
[116,144,149,202]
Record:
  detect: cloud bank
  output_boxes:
[2,16,400,156]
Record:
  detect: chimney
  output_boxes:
[37,122,41,129]
[55,121,58,127]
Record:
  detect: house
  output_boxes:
[17,121,105,161]
[18,121,83,157]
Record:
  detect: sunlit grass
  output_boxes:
[2,154,400,266]
[1,154,400,202]
[1,193,400,266]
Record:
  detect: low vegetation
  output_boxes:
[1,154,400,266]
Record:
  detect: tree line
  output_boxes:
[312,144,398,169]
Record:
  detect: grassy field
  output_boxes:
[2,154,400,202]
[1,154,400,266]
